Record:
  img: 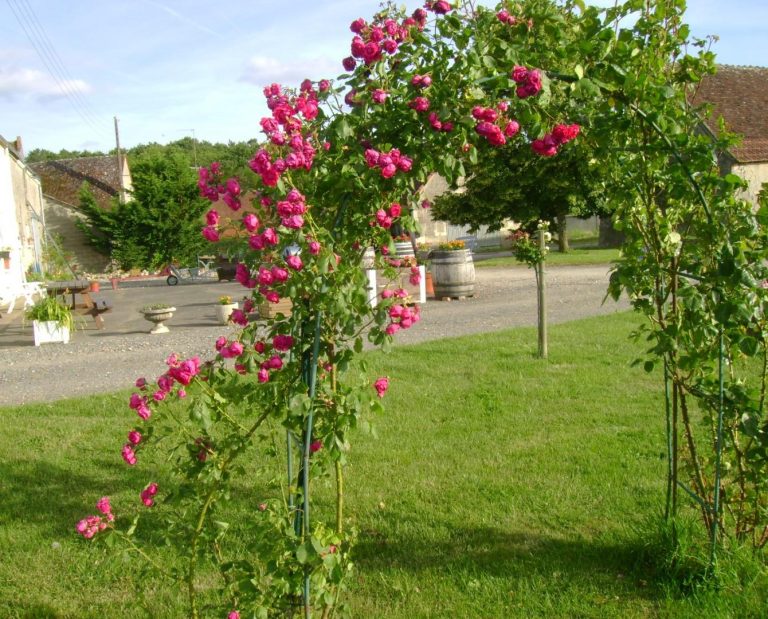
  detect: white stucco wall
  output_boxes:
[733,162,768,205]
[0,145,23,287]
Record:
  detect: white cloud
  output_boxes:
[0,66,91,100]
[240,55,339,88]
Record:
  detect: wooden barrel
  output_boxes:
[430,249,475,298]
[394,241,415,259]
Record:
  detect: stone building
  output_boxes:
[30,155,132,273]
[0,135,45,287]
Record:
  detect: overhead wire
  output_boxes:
[4,0,111,139]
[14,0,107,131]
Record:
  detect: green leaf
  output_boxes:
[643,360,655,373]
[296,542,312,564]
[289,393,311,418]
[574,64,584,79]
[739,336,759,357]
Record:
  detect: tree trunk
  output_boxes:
[556,214,569,253]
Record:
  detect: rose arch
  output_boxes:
[77,1,768,616]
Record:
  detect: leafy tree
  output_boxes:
[77,152,210,270]
[431,140,608,251]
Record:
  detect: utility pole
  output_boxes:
[191,129,198,168]
[114,116,125,203]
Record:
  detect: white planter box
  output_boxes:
[33,320,70,346]
[366,265,426,307]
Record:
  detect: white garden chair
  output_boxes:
[0,282,46,316]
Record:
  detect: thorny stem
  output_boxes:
[188,407,273,618]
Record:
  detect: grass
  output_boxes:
[1,312,765,617]
[477,246,621,268]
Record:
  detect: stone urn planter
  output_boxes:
[215,301,239,325]
[430,248,475,299]
[141,305,176,334]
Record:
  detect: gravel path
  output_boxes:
[0,265,628,406]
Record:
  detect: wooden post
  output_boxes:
[537,229,548,359]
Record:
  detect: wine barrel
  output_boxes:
[430,249,475,298]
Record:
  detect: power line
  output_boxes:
[5,0,111,139]
[14,0,107,131]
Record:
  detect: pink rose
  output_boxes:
[273,335,294,351]
[381,163,397,178]
[202,226,219,242]
[96,497,112,515]
[374,377,389,397]
[128,430,142,445]
[242,213,260,232]
[121,443,137,466]
[205,209,219,226]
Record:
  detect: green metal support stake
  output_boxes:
[710,329,725,572]
[536,229,548,359]
[663,359,673,521]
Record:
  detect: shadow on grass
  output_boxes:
[0,458,149,536]
[354,511,659,602]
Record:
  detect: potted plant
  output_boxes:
[0,247,11,270]
[140,303,176,334]
[430,239,475,299]
[215,295,238,325]
[26,295,74,346]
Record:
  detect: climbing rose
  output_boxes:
[121,444,137,466]
[242,213,260,232]
[374,377,389,398]
[140,482,158,507]
[273,335,294,351]
[372,89,388,104]
[96,496,112,516]
[202,226,219,242]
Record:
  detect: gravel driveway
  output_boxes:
[0,264,628,406]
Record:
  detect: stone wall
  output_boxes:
[43,198,111,273]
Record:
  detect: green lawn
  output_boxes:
[1,311,765,617]
[477,247,621,268]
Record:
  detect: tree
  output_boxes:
[431,140,608,251]
[77,152,210,270]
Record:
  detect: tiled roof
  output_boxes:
[29,156,123,209]
[692,65,768,163]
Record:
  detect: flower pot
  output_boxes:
[141,307,176,334]
[89,281,100,293]
[33,320,70,346]
[215,302,238,325]
[110,278,119,290]
[430,249,475,299]
[425,270,435,297]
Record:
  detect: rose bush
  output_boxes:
[77,0,768,615]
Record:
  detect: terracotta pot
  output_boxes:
[110,278,119,290]
[89,281,100,293]
[425,271,435,297]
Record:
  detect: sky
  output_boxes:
[0,0,766,155]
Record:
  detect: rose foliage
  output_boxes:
[77,0,768,616]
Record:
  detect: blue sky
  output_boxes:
[1,0,766,155]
